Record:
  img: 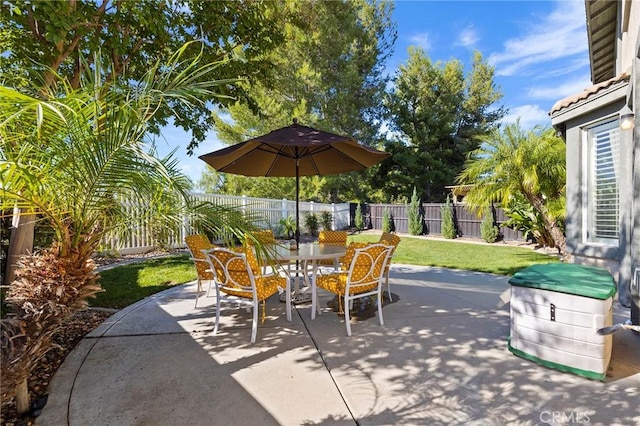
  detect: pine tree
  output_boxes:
[481,210,500,243]
[441,196,457,239]
[355,203,365,231]
[382,207,392,232]
[408,187,423,235]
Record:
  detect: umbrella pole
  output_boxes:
[295,161,300,245]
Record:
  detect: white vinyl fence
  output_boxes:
[102,192,350,255]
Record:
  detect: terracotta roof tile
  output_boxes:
[549,72,630,115]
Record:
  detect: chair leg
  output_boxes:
[377,290,385,326]
[286,280,292,322]
[251,300,258,344]
[311,281,317,320]
[213,289,221,336]
[195,278,202,308]
[385,273,393,302]
[206,279,213,298]
[344,294,352,337]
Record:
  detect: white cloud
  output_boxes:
[456,26,479,48]
[488,0,587,77]
[502,104,552,129]
[526,73,592,100]
[536,57,591,79]
[408,32,431,51]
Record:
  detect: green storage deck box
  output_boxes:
[508,263,617,380]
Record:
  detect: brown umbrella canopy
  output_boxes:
[199,121,389,177]
[199,121,390,243]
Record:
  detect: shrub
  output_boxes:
[278,216,296,239]
[320,211,333,230]
[481,210,500,243]
[441,196,456,239]
[354,204,365,231]
[382,208,392,232]
[407,187,423,235]
[303,212,319,236]
[502,197,562,248]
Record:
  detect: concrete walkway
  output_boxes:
[39,265,639,425]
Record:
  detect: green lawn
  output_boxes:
[93,255,196,309]
[93,235,558,309]
[348,233,559,276]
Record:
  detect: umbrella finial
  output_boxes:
[292,117,299,125]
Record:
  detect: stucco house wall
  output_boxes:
[550,0,639,323]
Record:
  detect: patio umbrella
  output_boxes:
[199,120,390,243]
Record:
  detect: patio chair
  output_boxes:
[244,229,289,274]
[204,246,289,344]
[185,234,214,308]
[378,232,401,301]
[313,243,394,336]
[244,229,276,245]
[317,230,348,269]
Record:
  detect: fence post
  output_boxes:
[282,198,288,220]
[331,203,336,231]
[242,194,247,214]
[181,213,189,245]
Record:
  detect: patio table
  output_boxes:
[273,243,346,304]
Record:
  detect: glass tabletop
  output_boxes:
[273,242,346,261]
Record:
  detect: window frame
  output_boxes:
[581,118,621,246]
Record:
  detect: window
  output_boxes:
[583,119,620,245]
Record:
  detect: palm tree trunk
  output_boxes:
[15,379,29,415]
[527,194,567,259]
[4,210,35,285]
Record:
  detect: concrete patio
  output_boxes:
[38,265,639,425]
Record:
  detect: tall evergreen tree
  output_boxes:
[199,0,396,203]
[380,48,504,202]
[407,187,423,235]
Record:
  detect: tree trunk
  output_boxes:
[15,378,30,415]
[549,223,569,260]
[4,210,35,285]
[526,194,568,260]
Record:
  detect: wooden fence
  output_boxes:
[365,203,526,241]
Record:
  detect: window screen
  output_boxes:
[585,119,620,245]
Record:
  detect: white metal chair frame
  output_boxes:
[312,243,394,336]
[203,247,291,344]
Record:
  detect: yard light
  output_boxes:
[619,104,635,130]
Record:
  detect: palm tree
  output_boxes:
[0,44,254,412]
[456,122,566,257]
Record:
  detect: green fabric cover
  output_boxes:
[509,263,616,300]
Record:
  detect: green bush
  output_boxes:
[320,211,333,230]
[503,197,559,247]
[407,187,423,235]
[303,212,319,236]
[441,196,456,239]
[278,216,296,239]
[480,210,500,243]
[354,204,365,231]
[382,207,392,233]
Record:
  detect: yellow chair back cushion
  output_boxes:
[185,234,214,280]
[318,230,348,245]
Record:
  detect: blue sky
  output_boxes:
[158,0,591,183]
